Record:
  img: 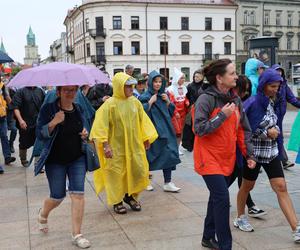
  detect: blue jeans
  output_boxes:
[202,175,232,250]
[163,167,172,183]
[45,156,86,200]
[6,110,17,145]
[0,117,11,159]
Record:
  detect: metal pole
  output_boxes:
[164,28,167,78]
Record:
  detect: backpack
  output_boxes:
[0,82,7,118]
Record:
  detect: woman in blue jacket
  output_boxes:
[35,86,91,249]
[272,64,300,169]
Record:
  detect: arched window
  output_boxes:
[250,11,255,25]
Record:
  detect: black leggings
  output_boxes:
[229,163,255,209]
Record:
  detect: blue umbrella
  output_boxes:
[0,51,14,63]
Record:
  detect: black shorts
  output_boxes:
[243,156,284,181]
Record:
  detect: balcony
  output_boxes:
[66,45,74,54]
[88,28,106,39]
[203,53,213,60]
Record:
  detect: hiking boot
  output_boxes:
[233,214,254,232]
[10,144,15,153]
[201,237,219,249]
[5,156,16,165]
[248,206,267,218]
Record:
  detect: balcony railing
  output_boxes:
[88,28,106,38]
[91,55,106,65]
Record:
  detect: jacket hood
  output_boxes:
[147,70,166,95]
[271,64,286,79]
[168,67,187,98]
[112,72,131,99]
[245,58,261,77]
[257,69,283,94]
[171,67,185,86]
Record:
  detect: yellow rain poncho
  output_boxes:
[90,72,158,205]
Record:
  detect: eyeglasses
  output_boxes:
[61,88,77,93]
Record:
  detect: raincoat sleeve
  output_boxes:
[36,104,56,140]
[12,88,23,109]
[194,94,227,136]
[138,102,158,144]
[286,86,300,108]
[89,102,110,143]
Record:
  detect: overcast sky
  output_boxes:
[0,0,82,63]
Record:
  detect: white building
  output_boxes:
[64,0,237,80]
[235,0,300,77]
[48,32,68,63]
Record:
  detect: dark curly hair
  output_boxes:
[203,59,232,85]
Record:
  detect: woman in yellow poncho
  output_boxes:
[90,72,158,214]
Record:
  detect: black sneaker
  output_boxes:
[282,161,295,169]
[0,166,4,174]
[5,156,16,165]
[201,237,219,249]
[248,206,267,218]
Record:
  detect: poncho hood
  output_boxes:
[112,72,132,99]
[147,70,166,95]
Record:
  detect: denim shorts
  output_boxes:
[45,156,86,200]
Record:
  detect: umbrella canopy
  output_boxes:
[8,62,110,88]
[0,51,14,64]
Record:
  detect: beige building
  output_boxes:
[235,0,300,77]
[24,26,40,65]
[64,0,237,80]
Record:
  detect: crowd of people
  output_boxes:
[0,60,300,249]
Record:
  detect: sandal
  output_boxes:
[72,234,91,249]
[113,202,127,214]
[123,195,141,211]
[38,208,48,233]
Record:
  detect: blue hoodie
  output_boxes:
[244,69,282,133]
[245,58,261,96]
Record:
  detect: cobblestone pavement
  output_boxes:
[0,110,299,250]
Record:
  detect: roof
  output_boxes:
[82,0,235,5]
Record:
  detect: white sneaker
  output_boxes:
[146,184,154,191]
[233,214,254,232]
[178,147,184,156]
[293,222,300,243]
[72,234,91,249]
[163,182,181,192]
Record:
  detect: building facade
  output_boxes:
[24,26,40,65]
[235,0,300,77]
[64,0,237,80]
[48,32,68,63]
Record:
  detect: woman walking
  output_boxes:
[139,71,181,192]
[193,59,255,250]
[35,85,91,248]
[235,69,300,243]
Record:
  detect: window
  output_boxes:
[160,17,168,30]
[298,37,300,50]
[204,42,212,59]
[86,43,90,57]
[287,37,292,50]
[181,67,190,81]
[131,16,139,29]
[224,18,231,31]
[159,68,169,79]
[249,11,255,25]
[205,17,212,30]
[85,18,89,31]
[114,68,123,75]
[113,41,123,55]
[287,13,293,26]
[244,10,248,24]
[95,17,104,35]
[264,11,270,25]
[160,41,168,55]
[276,12,281,26]
[224,42,231,55]
[243,36,249,50]
[131,41,140,55]
[299,12,300,26]
[181,42,190,55]
[113,16,122,30]
[181,17,189,30]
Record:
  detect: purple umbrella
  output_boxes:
[8,62,110,88]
